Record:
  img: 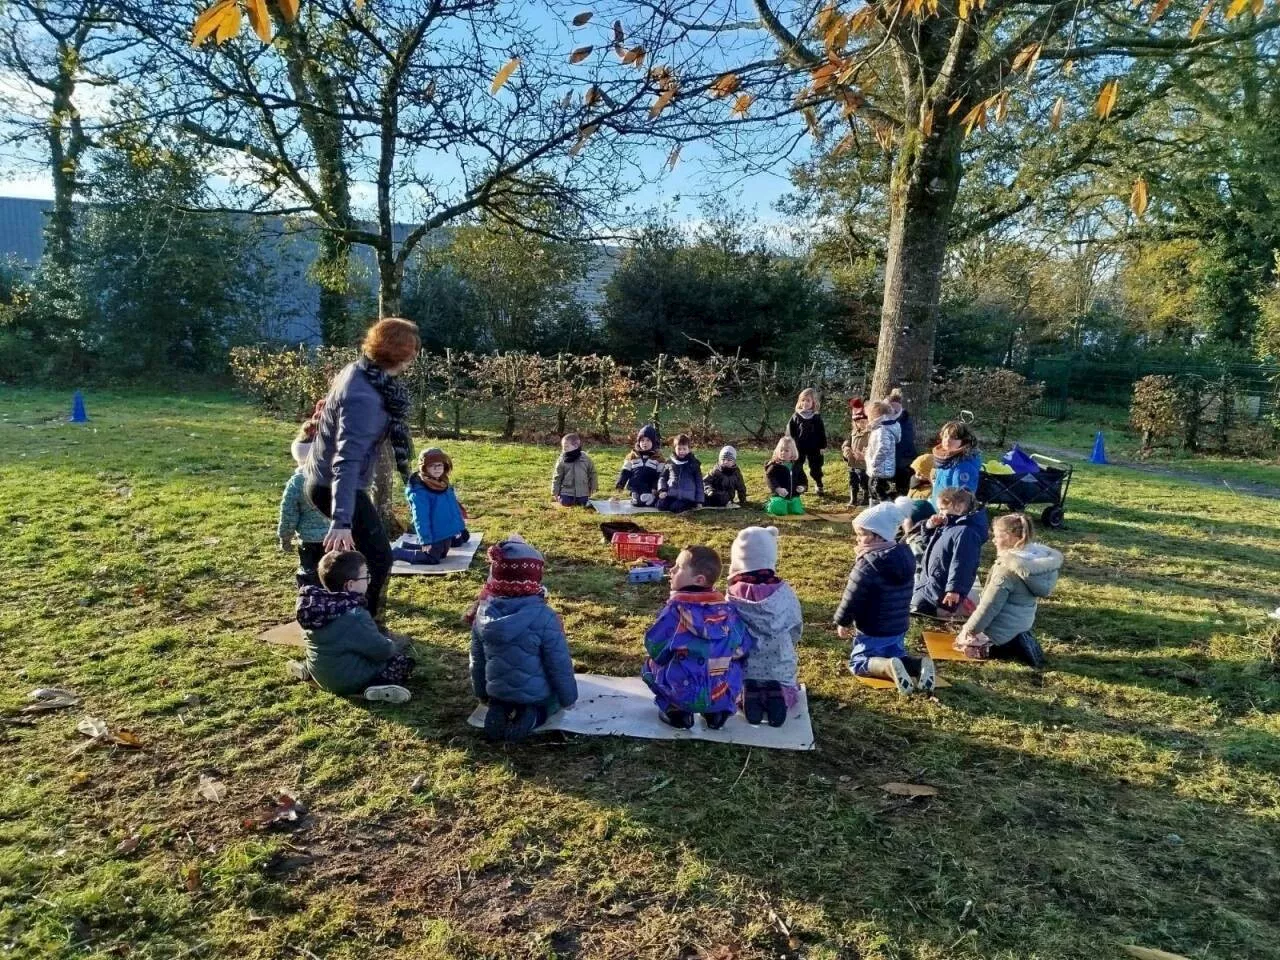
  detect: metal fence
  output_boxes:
[1025,356,1280,421]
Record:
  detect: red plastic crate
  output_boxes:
[610,532,663,561]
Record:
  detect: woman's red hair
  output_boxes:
[362,317,420,368]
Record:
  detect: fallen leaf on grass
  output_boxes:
[76,716,110,740]
[22,696,80,713]
[184,862,202,893]
[409,774,427,794]
[242,793,307,831]
[112,730,144,748]
[30,687,78,701]
[880,782,939,797]
[115,834,142,855]
[220,659,257,669]
[1122,948,1191,960]
[180,694,202,709]
[195,774,228,803]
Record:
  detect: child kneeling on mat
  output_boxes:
[911,487,988,619]
[470,536,578,743]
[956,513,1061,668]
[833,502,936,695]
[764,436,807,516]
[396,448,470,565]
[552,432,597,507]
[290,549,415,702]
[657,434,704,513]
[642,545,753,730]
[727,526,803,727]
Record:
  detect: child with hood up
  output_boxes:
[833,502,936,695]
[840,399,871,508]
[956,513,1062,668]
[911,487,989,618]
[395,448,470,565]
[615,424,664,507]
[657,434,704,514]
[727,526,803,727]
[787,387,828,496]
[764,436,808,516]
[470,535,579,742]
[289,549,415,702]
[551,432,598,507]
[641,545,753,729]
[703,445,749,508]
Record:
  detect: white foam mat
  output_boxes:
[390,533,484,576]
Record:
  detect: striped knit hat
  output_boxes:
[484,535,545,598]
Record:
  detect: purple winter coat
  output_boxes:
[642,588,753,714]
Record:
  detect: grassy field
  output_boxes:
[2,387,1279,960]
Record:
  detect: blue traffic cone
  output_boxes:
[69,390,89,423]
[1089,431,1108,465]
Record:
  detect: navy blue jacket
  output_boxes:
[833,542,915,637]
[912,509,990,610]
[470,594,578,707]
[889,410,917,471]
[658,455,704,504]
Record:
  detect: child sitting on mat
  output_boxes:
[615,424,664,506]
[470,535,578,742]
[552,432,598,507]
[727,526,803,727]
[703,445,749,508]
[834,502,935,695]
[278,439,330,587]
[396,448,470,566]
[642,545,753,730]
[956,513,1061,668]
[764,436,807,516]
[657,434,704,514]
[911,487,988,619]
[289,549,415,702]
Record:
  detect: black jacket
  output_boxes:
[765,459,808,498]
[788,412,828,454]
[704,465,749,506]
[833,542,916,636]
[887,410,917,471]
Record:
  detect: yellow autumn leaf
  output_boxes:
[1050,95,1064,131]
[825,15,850,52]
[621,45,646,66]
[958,0,971,18]
[214,2,241,43]
[584,84,601,107]
[649,87,676,119]
[710,73,741,98]
[961,101,985,137]
[995,90,1010,123]
[849,5,877,32]
[1130,177,1149,218]
[1096,79,1119,119]
[490,57,519,95]
[569,46,593,64]
[1063,59,1076,76]
[192,0,236,47]
[803,107,823,139]
[572,11,593,26]
[1190,0,1216,38]
[1147,0,1173,23]
[947,99,964,116]
[1224,0,1249,18]
[245,0,271,43]
[278,0,299,21]
[731,93,755,117]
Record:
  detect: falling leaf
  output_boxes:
[278,0,299,20]
[195,774,228,803]
[76,716,110,740]
[115,834,142,856]
[621,45,646,66]
[490,57,520,95]
[731,93,755,117]
[184,862,202,893]
[1190,0,1217,37]
[1130,177,1149,217]
[572,10,593,26]
[649,87,677,119]
[1049,95,1065,131]
[568,123,598,156]
[666,145,681,170]
[1095,79,1119,119]
[1224,0,1249,18]
[921,107,934,138]
[803,107,823,140]
[1063,58,1076,76]
[245,0,272,43]
[569,45,593,64]
[710,73,741,98]
[1121,949,1192,960]
[880,782,940,797]
[613,19,625,43]
[192,0,237,47]
[1147,0,1174,23]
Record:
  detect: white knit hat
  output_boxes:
[719,445,737,463]
[730,525,780,577]
[853,501,906,542]
[290,439,312,466]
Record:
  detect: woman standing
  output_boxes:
[303,317,419,621]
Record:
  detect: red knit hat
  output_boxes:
[484,535,545,598]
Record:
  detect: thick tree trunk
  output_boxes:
[377,253,403,318]
[44,51,82,274]
[869,129,964,417]
[314,231,351,345]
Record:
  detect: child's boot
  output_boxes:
[483,701,510,741]
[743,685,765,726]
[505,705,539,743]
[703,711,731,730]
[788,497,805,515]
[364,684,411,704]
[916,657,937,695]
[764,687,788,727]
[766,496,789,516]
[1009,632,1046,668]
[659,708,694,729]
[867,656,913,695]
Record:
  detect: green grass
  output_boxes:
[2,387,1279,960]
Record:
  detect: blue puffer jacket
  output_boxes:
[404,474,466,545]
[930,451,983,506]
[913,509,990,610]
[658,455,704,504]
[470,594,578,707]
[832,542,915,637]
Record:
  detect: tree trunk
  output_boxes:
[378,253,403,318]
[869,127,964,416]
[314,231,352,345]
[43,46,82,274]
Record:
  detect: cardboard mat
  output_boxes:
[467,674,815,751]
[259,620,304,648]
[922,630,986,662]
[856,674,952,690]
[590,499,742,515]
[390,533,484,576]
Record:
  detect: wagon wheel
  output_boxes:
[1040,505,1065,529]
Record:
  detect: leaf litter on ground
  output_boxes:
[195,774,228,803]
[242,793,307,831]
